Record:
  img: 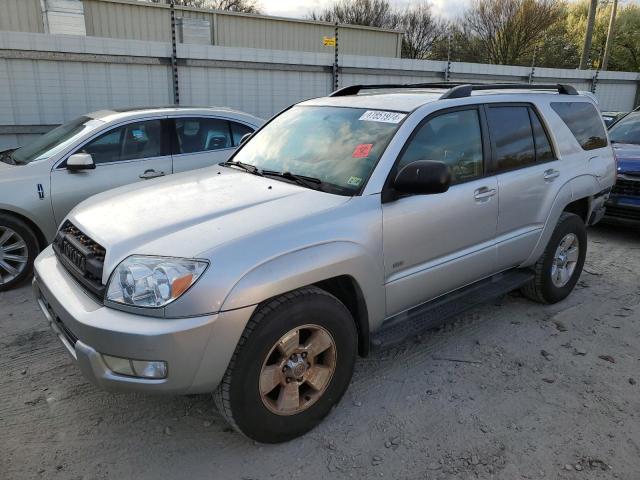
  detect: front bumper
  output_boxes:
[33,246,254,394]
[605,194,640,224]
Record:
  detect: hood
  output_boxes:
[613,143,640,176]
[68,167,350,279]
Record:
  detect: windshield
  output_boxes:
[12,116,103,164]
[609,112,640,145]
[231,106,405,194]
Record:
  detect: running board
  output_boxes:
[370,269,534,350]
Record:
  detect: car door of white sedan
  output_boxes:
[50,118,172,225]
[171,117,255,173]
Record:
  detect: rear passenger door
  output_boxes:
[484,103,561,270]
[171,117,255,173]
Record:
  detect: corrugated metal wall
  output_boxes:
[80,0,402,57]
[0,0,43,34]
[1,31,638,149]
[83,0,171,41]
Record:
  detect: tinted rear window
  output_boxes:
[487,106,536,171]
[551,102,607,150]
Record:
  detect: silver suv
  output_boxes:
[0,106,262,290]
[33,83,615,443]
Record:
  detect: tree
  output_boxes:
[460,0,564,65]
[608,4,640,71]
[308,0,396,28]
[396,2,446,59]
[149,0,261,14]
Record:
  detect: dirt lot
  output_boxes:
[1,224,639,480]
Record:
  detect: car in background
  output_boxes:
[606,108,640,224]
[0,106,263,290]
[602,111,628,128]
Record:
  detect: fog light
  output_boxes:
[103,354,167,379]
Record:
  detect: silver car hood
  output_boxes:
[68,167,350,280]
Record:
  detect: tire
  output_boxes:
[521,212,587,304]
[0,214,39,292]
[214,286,358,443]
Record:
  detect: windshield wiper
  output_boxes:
[220,160,262,176]
[261,170,323,191]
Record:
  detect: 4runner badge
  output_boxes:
[37,184,45,200]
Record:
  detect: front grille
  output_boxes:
[605,205,640,221]
[53,221,106,298]
[612,178,640,197]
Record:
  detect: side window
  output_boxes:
[80,120,163,164]
[551,102,608,150]
[486,106,536,171]
[398,109,484,185]
[528,108,555,163]
[230,121,254,146]
[175,118,232,154]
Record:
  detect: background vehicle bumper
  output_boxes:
[605,194,640,224]
[33,246,254,394]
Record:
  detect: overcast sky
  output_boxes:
[261,0,471,20]
[260,0,638,21]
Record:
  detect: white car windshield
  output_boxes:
[11,116,104,164]
[230,106,405,195]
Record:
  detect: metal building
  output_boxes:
[2,0,404,57]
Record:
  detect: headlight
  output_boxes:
[106,256,208,308]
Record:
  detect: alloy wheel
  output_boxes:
[259,324,337,416]
[551,233,579,288]
[0,226,29,286]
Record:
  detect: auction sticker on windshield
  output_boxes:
[359,110,406,124]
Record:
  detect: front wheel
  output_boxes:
[214,287,358,443]
[521,212,587,304]
[0,214,39,292]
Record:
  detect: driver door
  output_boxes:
[382,106,500,316]
[50,119,172,224]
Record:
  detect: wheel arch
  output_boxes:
[219,242,385,357]
[0,208,47,251]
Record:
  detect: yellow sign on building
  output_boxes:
[323,36,336,47]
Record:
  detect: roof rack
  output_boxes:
[328,82,465,97]
[440,83,578,99]
[328,82,578,99]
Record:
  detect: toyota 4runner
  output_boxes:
[33,83,616,443]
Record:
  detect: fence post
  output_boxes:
[170,0,180,105]
[332,22,339,91]
[444,33,452,82]
[591,69,599,94]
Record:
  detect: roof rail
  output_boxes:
[440,83,578,99]
[328,82,465,97]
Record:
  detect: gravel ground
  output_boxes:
[1,223,639,480]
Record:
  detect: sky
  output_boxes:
[260,0,640,21]
[261,0,471,21]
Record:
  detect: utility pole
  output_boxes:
[601,0,618,71]
[580,0,598,69]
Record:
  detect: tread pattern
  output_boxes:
[213,286,339,437]
[521,212,579,304]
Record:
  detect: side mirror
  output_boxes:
[67,153,95,171]
[239,132,252,146]
[393,160,451,195]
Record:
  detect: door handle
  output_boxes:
[543,169,560,181]
[139,169,165,179]
[473,187,497,201]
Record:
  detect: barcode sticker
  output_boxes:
[359,110,406,124]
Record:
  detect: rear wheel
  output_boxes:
[521,212,587,304]
[214,287,357,443]
[0,214,39,292]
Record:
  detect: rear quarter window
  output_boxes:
[551,102,608,151]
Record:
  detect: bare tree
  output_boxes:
[462,0,563,65]
[149,0,261,14]
[396,2,446,59]
[308,0,396,28]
